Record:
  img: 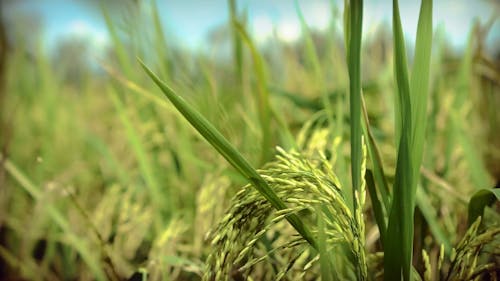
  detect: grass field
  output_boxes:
[0,0,499,280]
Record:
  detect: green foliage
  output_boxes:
[385,1,433,280]
[468,189,500,226]
[1,0,498,280]
[346,0,363,216]
[233,21,274,164]
[140,60,318,249]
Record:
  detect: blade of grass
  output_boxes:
[346,0,363,216]
[108,86,166,232]
[317,206,334,281]
[443,19,491,191]
[450,111,491,189]
[468,188,500,226]
[101,7,133,77]
[415,188,452,254]
[343,0,350,53]
[228,0,243,84]
[385,148,412,280]
[361,94,391,214]
[139,59,318,249]
[409,0,433,194]
[151,0,171,80]
[295,0,349,192]
[384,0,414,278]
[99,61,171,111]
[233,22,273,164]
[365,169,386,246]
[385,0,432,280]
[295,0,335,137]
[269,86,343,112]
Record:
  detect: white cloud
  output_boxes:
[68,20,91,36]
[301,1,331,31]
[252,14,274,43]
[277,19,301,43]
[64,19,110,56]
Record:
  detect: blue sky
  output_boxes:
[4,0,500,54]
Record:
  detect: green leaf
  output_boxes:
[317,206,334,281]
[385,0,432,280]
[139,59,318,250]
[384,0,413,278]
[468,188,500,226]
[416,188,452,254]
[345,2,365,280]
[233,22,273,164]
[365,169,387,246]
[108,86,166,233]
[361,95,391,215]
[409,0,433,195]
[228,0,243,84]
[346,0,363,216]
[295,0,335,136]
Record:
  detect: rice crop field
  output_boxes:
[0,0,499,280]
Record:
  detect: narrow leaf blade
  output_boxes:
[139,59,318,249]
[468,188,500,226]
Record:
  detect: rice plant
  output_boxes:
[140,0,499,280]
[1,0,499,280]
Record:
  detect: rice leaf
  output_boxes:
[409,0,433,195]
[361,94,391,214]
[228,0,243,84]
[385,0,433,280]
[365,169,387,246]
[108,86,166,231]
[468,188,500,226]
[233,22,273,164]
[295,0,335,135]
[101,6,133,77]
[346,0,363,215]
[139,59,318,249]
[151,0,171,79]
[416,188,452,254]
[317,206,334,281]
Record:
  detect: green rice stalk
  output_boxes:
[108,86,165,232]
[450,111,491,189]
[317,206,334,281]
[385,0,433,280]
[365,169,386,245]
[99,60,171,111]
[346,0,363,218]
[445,22,491,189]
[361,96,391,207]
[228,0,243,84]
[409,0,433,195]
[295,0,336,137]
[101,7,133,77]
[233,22,273,164]
[361,95,390,224]
[151,0,171,80]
